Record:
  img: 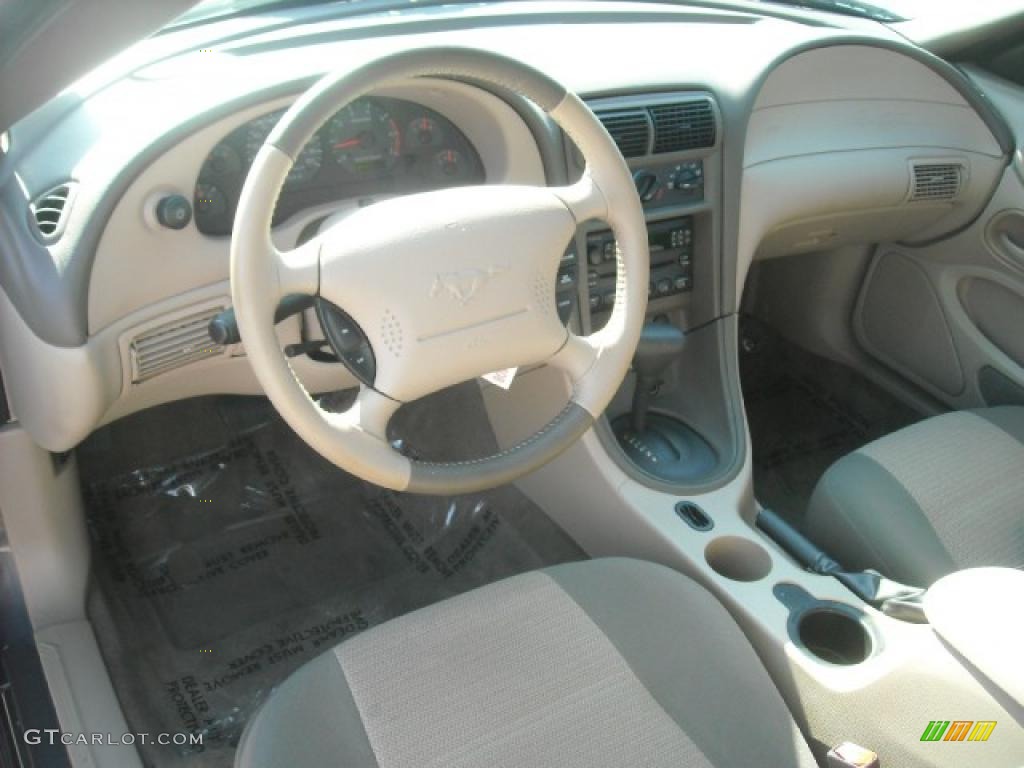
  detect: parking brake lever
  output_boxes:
[756,508,927,623]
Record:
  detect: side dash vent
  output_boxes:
[909,163,963,202]
[595,109,651,158]
[28,182,76,242]
[650,99,716,153]
[130,307,225,383]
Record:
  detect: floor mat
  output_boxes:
[739,317,923,528]
[79,385,585,768]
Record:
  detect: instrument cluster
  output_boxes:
[193,96,485,235]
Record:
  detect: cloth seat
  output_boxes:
[806,406,1024,587]
[236,557,816,768]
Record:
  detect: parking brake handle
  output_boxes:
[756,508,927,623]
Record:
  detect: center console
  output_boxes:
[557,91,731,490]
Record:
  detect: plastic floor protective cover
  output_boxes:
[78,385,586,768]
[740,317,924,528]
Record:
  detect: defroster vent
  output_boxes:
[130,307,226,383]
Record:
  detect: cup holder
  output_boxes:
[704,536,772,582]
[795,607,873,665]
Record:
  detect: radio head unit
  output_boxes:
[585,216,694,313]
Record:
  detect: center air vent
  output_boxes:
[129,307,225,383]
[28,182,76,242]
[651,100,716,153]
[909,162,963,202]
[595,109,651,158]
[593,96,717,160]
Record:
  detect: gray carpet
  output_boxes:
[79,385,585,768]
[740,317,923,528]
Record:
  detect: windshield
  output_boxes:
[163,0,984,29]
[167,0,410,29]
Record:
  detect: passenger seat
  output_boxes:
[805,407,1024,587]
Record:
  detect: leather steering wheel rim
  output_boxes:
[230,47,648,494]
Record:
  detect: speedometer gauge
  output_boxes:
[327,101,401,176]
[244,111,323,187]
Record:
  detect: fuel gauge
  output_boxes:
[432,149,468,183]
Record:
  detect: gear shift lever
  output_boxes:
[631,324,685,432]
[612,323,717,483]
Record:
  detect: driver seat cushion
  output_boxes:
[235,558,817,768]
[805,406,1024,587]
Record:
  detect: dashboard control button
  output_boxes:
[632,170,659,202]
[348,344,375,381]
[588,294,602,311]
[587,246,604,266]
[602,291,617,309]
[557,268,577,289]
[556,294,575,324]
[316,299,376,385]
[156,194,193,230]
[656,278,672,296]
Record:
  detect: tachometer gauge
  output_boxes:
[200,144,242,179]
[244,111,323,186]
[327,101,401,175]
[405,116,442,150]
[432,149,469,183]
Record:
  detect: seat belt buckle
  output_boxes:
[827,742,880,768]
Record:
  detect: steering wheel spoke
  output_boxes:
[327,386,400,441]
[547,332,600,385]
[274,237,321,300]
[553,174,608,225]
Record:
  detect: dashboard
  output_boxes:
[193,97,484,234]
[0,2,1015,455]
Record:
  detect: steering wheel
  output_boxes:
[231,48,648,495]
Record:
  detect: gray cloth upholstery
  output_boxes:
[806,406,1024,587]
[236,558,817,768]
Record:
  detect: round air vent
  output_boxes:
[28,182,77,242]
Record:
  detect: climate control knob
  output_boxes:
[632,170,659,202]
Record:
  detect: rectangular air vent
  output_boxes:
[28,182,76,242]
[129,307,225,383]
[595,109,651,158]
[910,163,963,202]
[650,100,716,153]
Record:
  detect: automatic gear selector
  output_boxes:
[612,324,716,483]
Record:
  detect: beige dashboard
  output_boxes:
[0,34,1012,455]
[737,45,1005,296]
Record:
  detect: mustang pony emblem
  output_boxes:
[430,263,510,305]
